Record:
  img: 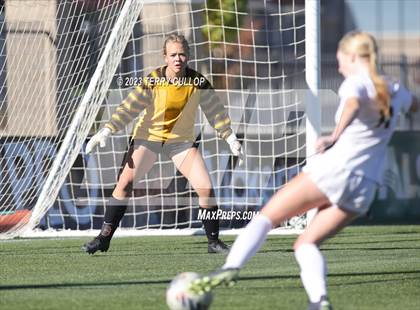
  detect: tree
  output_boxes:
[202,0,248,48]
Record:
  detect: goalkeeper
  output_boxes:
[82,34,243,254]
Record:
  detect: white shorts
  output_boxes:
[303,164,378,215]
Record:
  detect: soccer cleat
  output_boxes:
[81,235,110,254]
[307,296,333,310]
[207,239,229,254]
[189,268,240,295]
[82,223,115,254]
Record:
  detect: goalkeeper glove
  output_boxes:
[226,133,244,165]
[85,127,112,154]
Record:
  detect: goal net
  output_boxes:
[0,0,314,238]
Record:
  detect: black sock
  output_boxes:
[200,206,219,242]
[101,198,127,239]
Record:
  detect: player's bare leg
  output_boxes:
[260,173,330,226]
[293,205,358,310]
[191,173,330,292]
[172,147,229,253]
[82,146,157,254]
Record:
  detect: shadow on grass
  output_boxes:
[324,238,420,246]
[1,270,419,291]
[259,244,420,254]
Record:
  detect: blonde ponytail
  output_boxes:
[338,31,391,126]
[368,51,392,125]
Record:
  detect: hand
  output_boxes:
[226,133,244,165]
[315,135,336,153]
[85,128,112,154]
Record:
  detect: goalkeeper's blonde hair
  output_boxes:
[163,34,190,56]
[338,31,391,125]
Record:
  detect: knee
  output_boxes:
[293,236,317,252]
[293,240,303,252]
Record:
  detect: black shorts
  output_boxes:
[135,139,198,158]
[119,139,199,173]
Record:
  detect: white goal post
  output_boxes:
[305,0,321,224]
[0,0,320,239]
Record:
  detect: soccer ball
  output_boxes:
[166,272,213,310]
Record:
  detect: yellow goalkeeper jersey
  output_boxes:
[105,66,233,142]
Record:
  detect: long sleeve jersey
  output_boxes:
[105,66,233,142]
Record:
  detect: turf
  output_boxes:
[1,225,420,310]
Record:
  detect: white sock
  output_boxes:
[294,243,328,303]
[223,214,272,269]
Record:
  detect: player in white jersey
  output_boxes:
[189,31,418,310]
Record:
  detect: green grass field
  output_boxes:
[1,225,420,310]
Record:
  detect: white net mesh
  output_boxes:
[0,0,308,237]
[0,0,144,237]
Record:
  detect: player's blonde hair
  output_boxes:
[163,34,190,56]
[338,31,391,125]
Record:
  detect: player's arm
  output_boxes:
[316,97,360,153]
[105,84,152,134]
[332,97,360,139]
[199,79,244,161]
[86,84,152,154]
